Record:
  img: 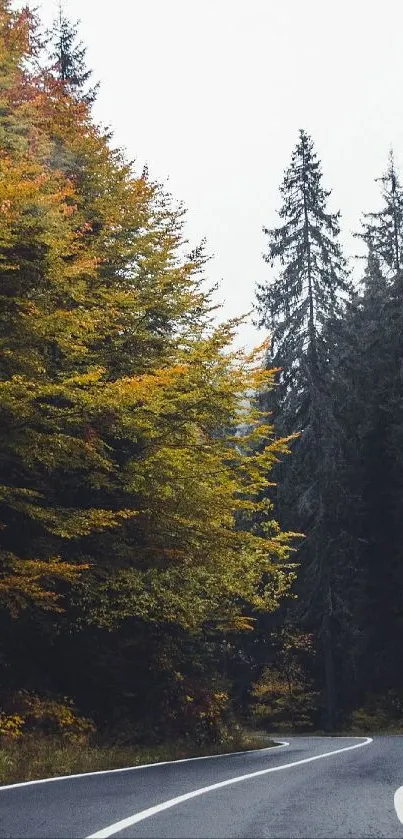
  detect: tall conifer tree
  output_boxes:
[256,129,349,420]
[255,130,351,729]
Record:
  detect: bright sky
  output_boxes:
[33,0,403,348]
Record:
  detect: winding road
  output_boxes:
[1,736,403,838]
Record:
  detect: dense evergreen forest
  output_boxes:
[0,2,402,767]
[255,132,403,733]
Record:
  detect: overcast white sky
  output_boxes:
[34,0,403,348]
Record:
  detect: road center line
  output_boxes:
[87,737,373,839]
[394,785,403,823]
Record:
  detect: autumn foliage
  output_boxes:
[0,1,294,746]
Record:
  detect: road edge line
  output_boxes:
[0,740,289,792]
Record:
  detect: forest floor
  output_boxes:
[0,729,276,786]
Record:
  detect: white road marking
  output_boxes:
[87,736,373,839]
[394,784,403,823]
[0,740,289,792]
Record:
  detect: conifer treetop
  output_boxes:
[48,2,99,105]
[256,129,349,368]
[357,149,403,276]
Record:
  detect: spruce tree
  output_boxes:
[48,3,98,104]
[256,129,349,416]
[357,151,403,276]
[255,130,351,729]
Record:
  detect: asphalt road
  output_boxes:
[1,736,403,838]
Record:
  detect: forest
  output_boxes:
[0,1,402,780]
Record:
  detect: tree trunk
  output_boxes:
[322,589,336,731]
[301,140,317,361]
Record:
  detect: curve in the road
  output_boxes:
[87,736,372,839]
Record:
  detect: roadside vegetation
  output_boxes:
[0,697,275,785]
[0,732,277,787]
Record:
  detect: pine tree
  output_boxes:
[255,130,351,729]
[357,150,403,276]
[48,3,98,104]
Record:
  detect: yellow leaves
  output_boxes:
[0,154,84,292]
[104,365,189,409]
[0,154,67,208]
[6,692,95,743]
[0,483,41,503]
[63,368,106,388]
[0,553,86,615]
[217,615,257,632]
[0,713,24,739]
[24,506,138,538]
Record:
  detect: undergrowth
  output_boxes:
[0,731,275,786]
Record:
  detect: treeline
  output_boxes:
[255,130,403,732]
[0,2,294,748]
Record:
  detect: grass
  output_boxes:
[0,730,276,786]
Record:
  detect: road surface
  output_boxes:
[1,736,403,838]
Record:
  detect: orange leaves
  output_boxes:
[0,198,11,214]
[0,153,74,241]
[0,3,31,70]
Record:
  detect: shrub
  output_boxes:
[3,692,95,744]
[349,692,403,732]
